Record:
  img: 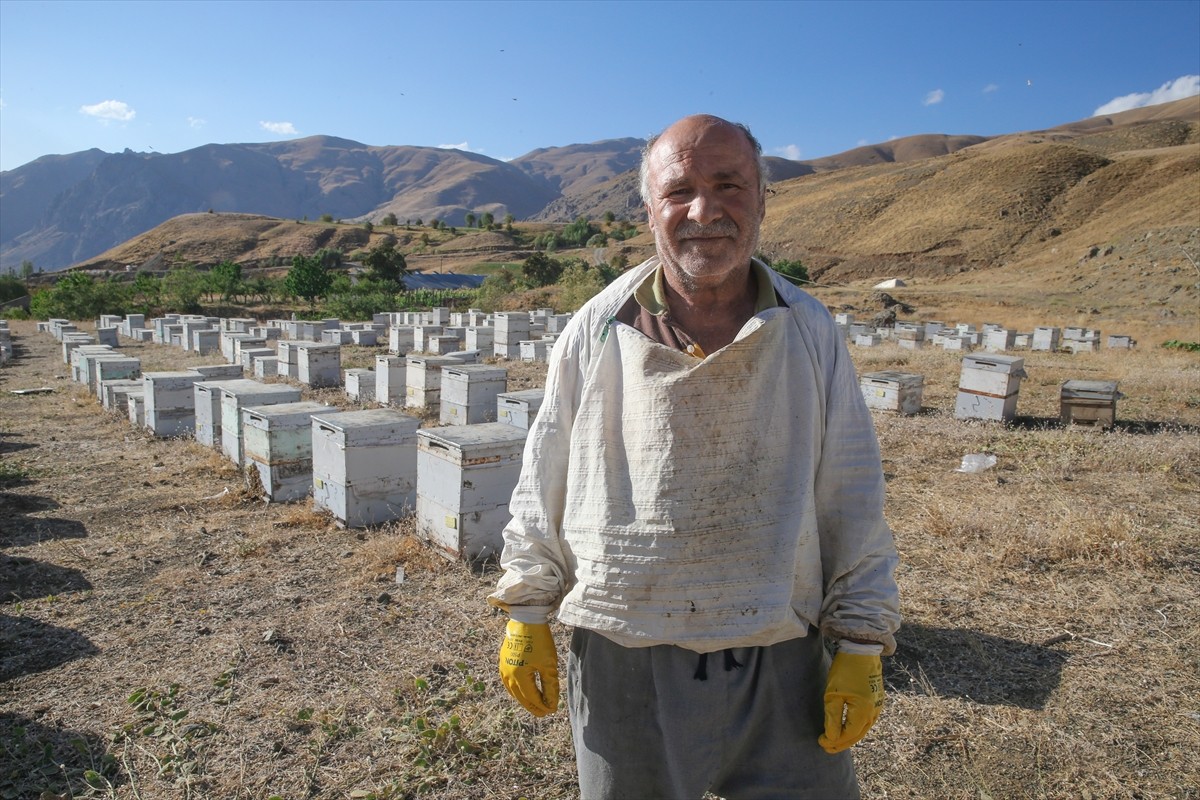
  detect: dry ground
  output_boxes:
[1,312,1198,800]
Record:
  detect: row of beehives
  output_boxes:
[39,319,547,563]
[860,353,1121,428]
[835,316,1135,354]
[85,306,573,369]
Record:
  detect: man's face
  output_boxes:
[644,118,766,293]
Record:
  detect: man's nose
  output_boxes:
[686,190,723,225]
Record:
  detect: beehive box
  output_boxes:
[439,364,508,425]
[954,354,1026,422]
[1060,380,1120,428]
[416,423,529,563]
[388,325,415,355]
[520,340,548,362]
[296,343,341,388]
[942,335,973,352]
[405,355,464,409]
[465,327,494,351]
[311,409,421,527]
[127,392,146,427]
[194,379,251,448]
[374,355,406,406]
[427,333,464,355]
[496,389,546,430]
[71,348,116,385]
[276,341,301,378]
[854,333,882,347]
[191,364,244,380]
[860,371,924,415]
[242,401,335,502]
[143,371,204,437]
[100,379,144,412]
[350,329,377,346]
[344,368,376,402]
[220,381,304,464]
[240,347,276,372]
[91,357,141,396]
[1106,335,1136,349]
[983,329,1016,352]
[254,357,279,379]
[413,326,444,353]
[493,312,530,347]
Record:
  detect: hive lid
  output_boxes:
[1061,380,1119,399]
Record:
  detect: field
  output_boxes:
[1,305,1198,800]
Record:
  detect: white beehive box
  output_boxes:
[254,356,279,378]
[405,355,464,409]
[465,327,494,351]
[71,348,116,386]
[854,333,881,347]
[344,368,376,402]
[427,333,464,355]
[242,401,335,502]
[297,343,341,388]
[493,312,530,346]
[519,340,548,362]
[192,329,220,354]
[100,379,144,412]
[127,392,146,427]
[860,371,924,415]
[311,409,421,527]
[240,347,276,372]
[954,354,1026,422]
[322,329,354,345]
[220,381,304,464]
[375,355,406,406]
[276,340,301,378]
[942,335,973,352]
[194,379,252,448]
[350,329,378,346]
[416,423,528,563]
[191,364,244,380]
[439,364,508,425]
[983,329,1016,352]
[143,371,204,437]
[388,325,415,355]
[91,357,141,396]
[496,389,545,430]
[1106,335,1135,349]
[413,326,444,353]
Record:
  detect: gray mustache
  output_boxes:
[676,220,739,238]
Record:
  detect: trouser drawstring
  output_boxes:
[693,649,744,680]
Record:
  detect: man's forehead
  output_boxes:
[650,129,757,182]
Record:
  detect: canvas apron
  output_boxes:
[555,306,826,652]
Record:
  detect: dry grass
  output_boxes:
[2,312,1199,799]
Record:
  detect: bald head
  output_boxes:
[639,115,768,204]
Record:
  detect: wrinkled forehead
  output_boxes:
[648,123,758,187]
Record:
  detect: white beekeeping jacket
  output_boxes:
[490,257,900,654]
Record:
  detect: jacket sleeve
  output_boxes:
[487,316,588,613]
[795,293,902,654]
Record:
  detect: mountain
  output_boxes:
[3,97,1197,274]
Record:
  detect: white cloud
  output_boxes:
[260,120,298,136]
[983,83,999,94]
[856,139,869,147]
[188,116,206,129]
[923,89,945,107]
[80,99,136,122]
[438,141,487,154]
[1093,75,1200,116]
[773,144,802,160]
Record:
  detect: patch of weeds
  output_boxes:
[117,684,218,789]
[0,723,117,799]
[386,661,496,792]
[1161,339,1200,352]
[0,460,31,486]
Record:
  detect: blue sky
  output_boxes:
[1,0,1197,172]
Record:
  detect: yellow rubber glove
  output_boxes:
[819,651,884,754]
[498,619,560,717]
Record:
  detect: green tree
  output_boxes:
[769,257,809,284]
[381,212,398,227]
[522,252,563,287]
[285,254,334,307]
[474,269,521,312]
[586,232,609,248]
[480,211,494,230]
[361,240,408,287]
[503,213,515,226]
[557,260,607,311]
[561,216,598,247]
[465,213,476,229]
[162,264,205,313]
[0,276,28,303]
[208,260,243,302]
[363,220,374,232]
[319,213,334,223]
[603,211,616,225]
[19,260,35,280]
[314,248,344,269]
[129,271,162,313]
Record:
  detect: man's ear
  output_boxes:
[645,204,656,233]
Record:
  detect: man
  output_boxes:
[489,114,900,799]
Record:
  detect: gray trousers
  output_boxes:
[567,628,860,800]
